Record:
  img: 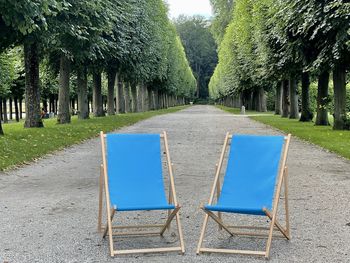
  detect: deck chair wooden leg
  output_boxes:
[104,207,116,257]
[284,167,290,237]
[98,165,104,233]
[196,213,209,254]
[203,208,235,236]
[216,169,223,231]
[167,181,174,231]
[160,206,180,235]
[103,208,116,239]
[265,212,277,259]
[175,211,185,253]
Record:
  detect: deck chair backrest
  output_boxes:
[219,135,285,214]
[105,134,169,211]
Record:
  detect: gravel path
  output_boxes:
[1,105,350,263]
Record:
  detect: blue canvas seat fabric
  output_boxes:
[205,135,284,215]
[106,134,175,211]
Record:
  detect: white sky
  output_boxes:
[166,0,213,18]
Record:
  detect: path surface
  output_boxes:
[1,105,350,263]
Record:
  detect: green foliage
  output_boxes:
[0,0,63,51]
[39,59,58,99]
[282,0,350,71]
[0,0,195,104]
[165,27,197,98]
[209,0,350,123]
[113,0,196,97]
[0,48,19,97]
[209,0,277,99]
[0,106,188,170]
[175,15,217,98]
[210,0,234,45]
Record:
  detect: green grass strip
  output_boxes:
[0,106,187,171]
[218,105,350,160]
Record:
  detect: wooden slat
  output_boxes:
[113,247,182,255]
[111,224,163,229]
[200,248,266,256]
[111,231,161,237]
[228,225,273,230]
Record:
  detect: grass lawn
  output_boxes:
[218,105,350,160]
[0,106,187,171]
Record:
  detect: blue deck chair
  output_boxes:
[197,133,291,259]
[98,131,184,257]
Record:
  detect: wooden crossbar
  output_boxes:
[199,248,266,256]
[113,247,182,255]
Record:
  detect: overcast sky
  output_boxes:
[166,0,213,18]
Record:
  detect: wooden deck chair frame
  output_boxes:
[197,133,291,259]
[98,131,185,257]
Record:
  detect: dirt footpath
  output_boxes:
[1,105,350,263]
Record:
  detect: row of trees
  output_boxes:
[209,0,350,130]
[175,15,218,99]
[0,0,196,135]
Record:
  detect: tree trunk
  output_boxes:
[9,98,13,120]
[43,99,48,113]
[315,71,330,126]
[300,72,313,122]
[24,41,43,128]
[117,75,125,114]
[77,67,89,119]
[0,99,3,134]
[49,96,53,113]
[144,85,149,111]
[289,76,299,119]
[14,97,19,122]
[281,79,289,118]
[71,99,75,113]
[57,55,71,124]
[123,82,130,113]
[107,69,117,115]
[254,88,267,112]
[137,85,143,112]
[19,98,23,119]
[333,63,347,130]
[130,84,137,112]
[147,87,153,110]
[54,95,58,114]
[2,98,8,123]
[93,72,104,117]
[0,98,2,121]
[275,81,282,115]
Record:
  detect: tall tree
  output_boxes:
[46,0,115,123]
[175,16,217,99]
[0,0,62,128]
